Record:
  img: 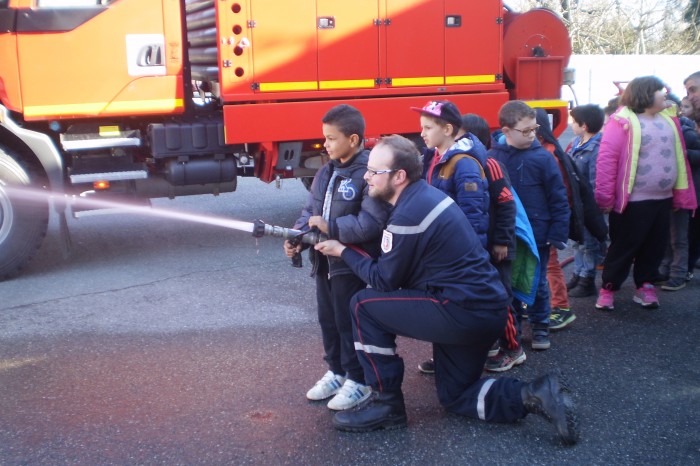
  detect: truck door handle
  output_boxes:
[136,45,163,67]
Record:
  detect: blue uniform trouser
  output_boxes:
[349,288,528,423]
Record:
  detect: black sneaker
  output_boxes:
[549,308,576,331]
[418,359,435,374]
[532,323,550,350]
[566,275,580,291]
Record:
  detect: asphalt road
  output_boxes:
[1,173,699,465]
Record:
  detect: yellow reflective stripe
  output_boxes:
[99,126,120,137]
[319,79,376,90]
[523,100,569,108]
[24,102,104,117]
[24,99,184,117]
[259,81,318,92]
[446,74,496,84]
[391,76,444,87]
[106,99,184,112]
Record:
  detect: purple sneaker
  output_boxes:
[633,283,659,309]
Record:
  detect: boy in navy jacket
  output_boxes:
[488,101,570,351]
[284,105,389,410]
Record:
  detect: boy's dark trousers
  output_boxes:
[602,199,672,290]
[315,258,367,383]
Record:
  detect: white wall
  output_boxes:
[562,55,699,107]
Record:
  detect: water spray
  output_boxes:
[5,185,327,267]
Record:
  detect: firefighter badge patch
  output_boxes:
[381,229,393,253]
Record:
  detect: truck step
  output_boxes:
[60,128,141,151]
[70,157,148,184]
[70,169,148,183]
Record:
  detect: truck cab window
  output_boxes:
[36,0,110,7]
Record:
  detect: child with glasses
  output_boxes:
[488,101,570,351]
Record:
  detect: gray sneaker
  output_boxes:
[661,277,686,291]
[485,346,527,372]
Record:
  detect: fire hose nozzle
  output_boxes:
[252,219,326,245]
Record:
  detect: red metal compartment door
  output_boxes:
[385,0,444,87]
[444,0,501,86]
[249,0,317,92]
[317,0,379,91]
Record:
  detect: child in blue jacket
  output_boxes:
[488,101,570,351]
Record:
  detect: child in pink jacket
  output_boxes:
[595,76,696,311]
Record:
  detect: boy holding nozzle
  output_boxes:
[283,104,389,411]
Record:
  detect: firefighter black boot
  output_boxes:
[333,390,408,432]
[568,276,596,298]
[521,370,579,445]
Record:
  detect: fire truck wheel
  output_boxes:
[0,145,49,281]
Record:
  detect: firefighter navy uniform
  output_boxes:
[340,179,530,423]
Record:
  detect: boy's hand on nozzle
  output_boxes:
[283,240,302,258]
[308,216,329,234]
[315,240,346,257]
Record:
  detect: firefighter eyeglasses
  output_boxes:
[366,168,395,177]
[511,124,540,137]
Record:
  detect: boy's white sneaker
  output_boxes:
[306,371,346,401]
[327,379,372,411]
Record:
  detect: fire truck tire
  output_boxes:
[0,145,49,281]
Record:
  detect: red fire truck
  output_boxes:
[0,0,572,279]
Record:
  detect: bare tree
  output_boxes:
[511,0,697,54]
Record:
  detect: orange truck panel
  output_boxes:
[0,33,21,112]
[218,0,546,144]
[249,0,318,91]
[317,0,379,89]
[444,0,501,83]
[16,0,184,120]
[385,0,444,85]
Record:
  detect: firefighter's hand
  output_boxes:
[315,239,346,257]
[283,240,302,258]
[491,244,508,263]
[308,216,329,234]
